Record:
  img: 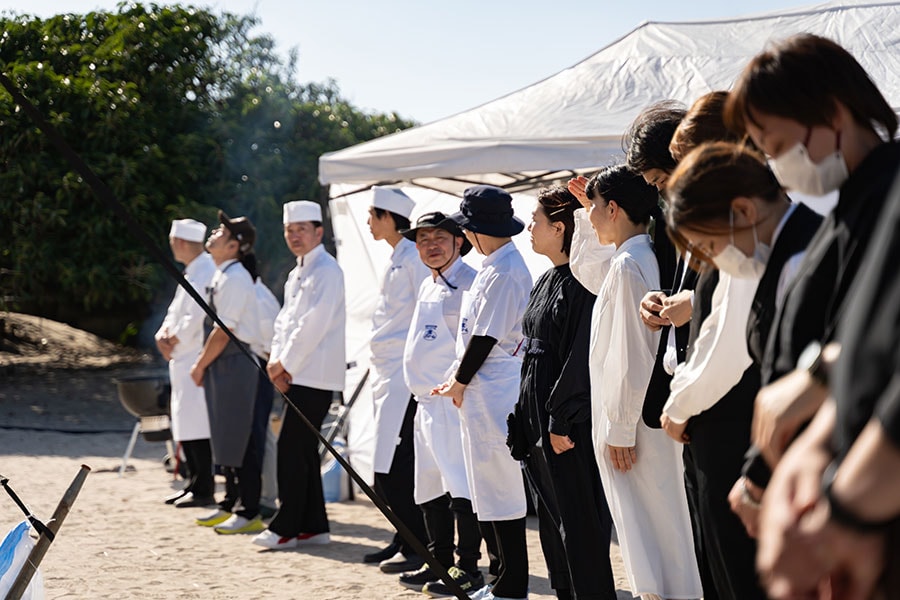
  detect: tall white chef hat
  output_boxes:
[283,200,322,225]
[371,186,415,219]
[169,218,207,243]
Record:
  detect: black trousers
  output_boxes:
[525,420,617,600]
[479,518,527,598]
[374,397,428,555]
[180,438,214,498]
[684,410,766,600]
[419,494,482,573]
[268,385,333,537]
[218,429,262,519]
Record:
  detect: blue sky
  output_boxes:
[7,0,815,123]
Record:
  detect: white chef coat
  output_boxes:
[404,258,477,504]
[454,241,531,522]
[251,279,281,360]
[569,208,616,294]
[589,234,702,598]
[269,243,346,391]
[208,259,260,347]
[663,204,805,424]
[155,252,216,441]
[370,237,431,474]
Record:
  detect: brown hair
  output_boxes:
[724,34,897,139]
[537,186,580,255]
[664,142,782,265]
[669,91,743,163]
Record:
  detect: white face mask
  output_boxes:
[769,129,849,197]
[712,209,767,280]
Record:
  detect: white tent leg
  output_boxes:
[119,421,140,477]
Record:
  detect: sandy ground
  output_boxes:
[0,365,633,599]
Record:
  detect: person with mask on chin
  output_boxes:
[663,142,823,599]
[721,33,900,599]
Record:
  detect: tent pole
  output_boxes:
[6,465,91,600]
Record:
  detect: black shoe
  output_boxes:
[259,504,277,519]
[363,541,400,564]
[422,566,485,597]
[379,551,425,574]
[164,488,189,505]
[174,492,216,508]
[398,565,439,591]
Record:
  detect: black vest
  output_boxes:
[746,204,824,367]
[642,256,699,428]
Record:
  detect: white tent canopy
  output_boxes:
[321,0,900,484]
[320,0,900,195]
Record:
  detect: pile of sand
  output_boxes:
[0,312,149,370]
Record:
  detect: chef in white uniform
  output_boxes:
[397,212,485,595]
[253,200,346,551]
[365,186,431,572]
[435,185,531,600]
[156,218,217,508]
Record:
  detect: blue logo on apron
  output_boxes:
[423,324,438,340]
[460,317,469,335]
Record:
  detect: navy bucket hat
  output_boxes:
[449,185,525,237]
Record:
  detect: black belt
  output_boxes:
[521,336,549,355]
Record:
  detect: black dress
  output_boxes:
[517,264,616,600]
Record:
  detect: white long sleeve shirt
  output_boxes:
[206,258,260,347]
[155,252,217,361]
[590,234,661,447]
[269,244,346,391]
[370,237,431,366]
[569,208,617,294]
[663,204,805,424]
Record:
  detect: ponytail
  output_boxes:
[240,252,259,282]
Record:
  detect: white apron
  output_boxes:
[371,351,413,474]
[455,291,527,522]
[168,354,211,442]
[404,299,470,504]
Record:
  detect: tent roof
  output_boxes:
[319,1,900,193]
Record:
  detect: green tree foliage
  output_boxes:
[0,3,414,339]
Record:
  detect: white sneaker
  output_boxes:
[469,585,493,599]
[252,529,298,550]
[213,514,266,535]
[296,532,331,546]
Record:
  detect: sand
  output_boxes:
[0,366,633,599]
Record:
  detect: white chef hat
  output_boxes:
[169,218,207,243]
[283,200,322,224]
[372,186,415,219]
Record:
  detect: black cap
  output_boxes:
[218,210,256,254]
[401,211,472,256]
[449,185,524,237]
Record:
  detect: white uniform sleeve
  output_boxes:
[276,267,345,378]
[213,273,250,331]
[663,273,756,423]
[156,293,179,340]
[601,263,659,447]
[470,272,524,342]
[570,208,616,294]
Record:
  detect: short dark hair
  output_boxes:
[725,34,897,139]
[372,207,411,232]
[624,101,687,174]
[536,186,580,255]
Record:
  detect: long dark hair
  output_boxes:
[536,186,580,255]
[624,101,687,174]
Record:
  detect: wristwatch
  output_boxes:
[797,340,829,387]
[821,459,896,533]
